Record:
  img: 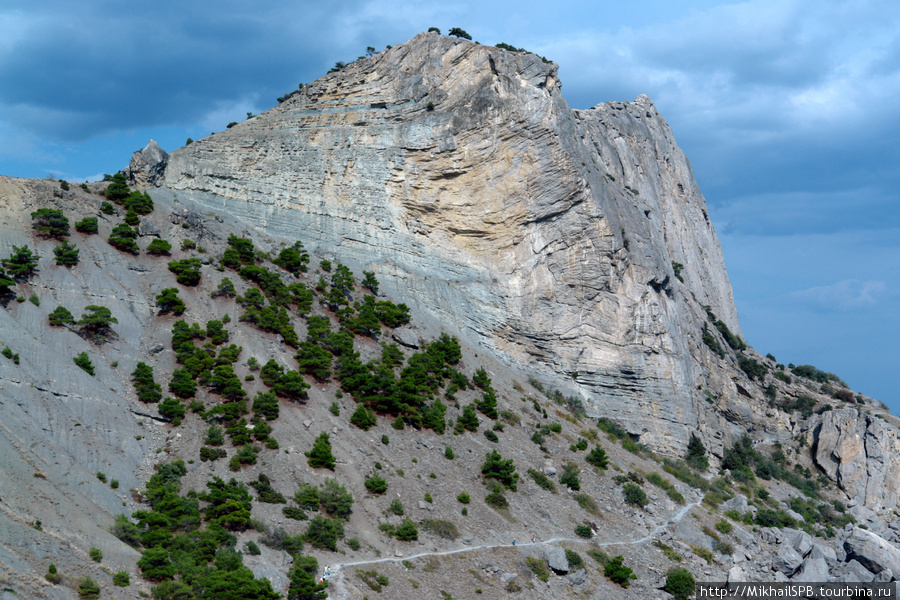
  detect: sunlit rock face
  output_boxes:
[157,32,741,453]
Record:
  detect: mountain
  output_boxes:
[151,32,743,457]
[1,31,898,600]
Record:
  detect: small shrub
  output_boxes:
[365,474,388,495]
[715,519,733,534]
[245,540,261,555]
[283,506,308,520]
[623,482,648,508]
[73,352,95,376]
[351,404,377,431]
[347,537,361,550]
[663,568,696,600]
[574,524,592,538]
[330,401,340,416]
[445,446,455,459]
[485,484,508,509]
[389,499,405,516]
[560,463,581,491]
[395,519,419,541]
[575,493,600,515]
[421,519,459,540]
[457,492,470,504]
[526,557,550,582]
[78,576,101,599]
[112,571,130,586]
[604,555,636,587]
[306,432,336,470]
[653,540,683,562]
[75,216,98,234]
[89,546,103,562]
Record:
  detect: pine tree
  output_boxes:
[77,305,117,339]
[2,245,39,279]
[686,434,709,470]
[156,287,186,315]
[31,208,69,238]
[307,432,336,470]
[132,361,162,403]
[48,305,76,327]
[586,445,609,469]
[287,555,329,599]
[53,240,79,266]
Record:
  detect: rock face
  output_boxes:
[812,409,900,510]
[126,139,168,188]
[155,32,743,454]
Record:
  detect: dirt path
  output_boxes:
[324,498,702,599]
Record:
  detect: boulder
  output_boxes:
[772,544,803,576]
[809,543,837,563]
[722,495,750,513]
[791,557,829,582]
[844,527,900,576]
[544,546,569,573]
[837,559,875,582]
[392,327,419,349]
[567,568,586,586]
[137,216,160,237]
[785,529,814,557]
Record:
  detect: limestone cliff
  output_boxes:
[155,32,745,454]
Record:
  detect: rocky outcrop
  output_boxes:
[155,32,745,454]
[126,139,168,187]
[812,409,900,510]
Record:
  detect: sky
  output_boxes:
[1,0,898,411]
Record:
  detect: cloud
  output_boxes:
[711,187,900,236]
[790,279,886,311]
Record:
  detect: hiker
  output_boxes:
[532,533,536,544]
[512,538,516,546]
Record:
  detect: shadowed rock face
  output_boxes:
[156,32,740,453]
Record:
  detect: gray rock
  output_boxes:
[138,216,160,237]
[791,557,829,582]
[845,527,900,576]
[759,528,782,545]
[567,568,586,585]
[722,495,750,513]
[501,573,517,584]
[812,409,900,511]
[839,559,875,582]
[809,543,837,563]
[392,327,420,349]
[244,553,290,594]
[785,529,814,557]
[728,565,747,582]
[772,544,803,576]
[125,139,168,187]
[544,546,569,573]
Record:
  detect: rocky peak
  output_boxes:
[125,139,168,187]
[149,32,749,454]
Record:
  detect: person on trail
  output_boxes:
[512,538,516,546]
[532,533,536,544]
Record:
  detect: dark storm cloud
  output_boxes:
[0,0,406,140]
